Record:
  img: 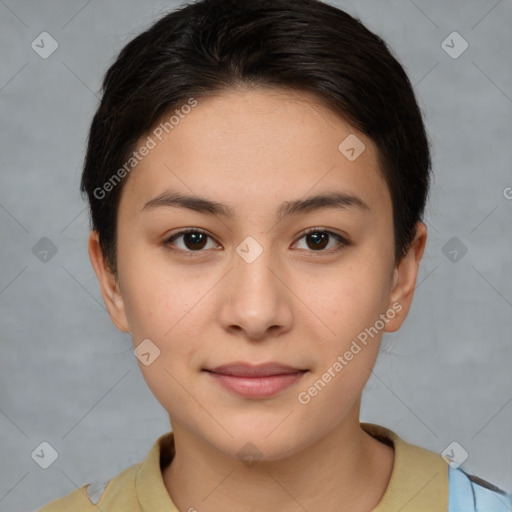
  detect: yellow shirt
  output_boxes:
[38,422,450,511]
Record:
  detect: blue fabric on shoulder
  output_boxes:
[449,466,512,512]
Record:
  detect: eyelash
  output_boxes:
[163,227,350,257]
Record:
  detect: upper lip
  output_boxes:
[205,362,306,377]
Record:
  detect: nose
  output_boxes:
[217,243,293,341]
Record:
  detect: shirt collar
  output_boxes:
[135,430,179,511]
[361,422,448,511]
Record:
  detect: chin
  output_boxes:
[208,425,310,464]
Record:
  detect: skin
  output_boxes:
[89,86,427,512]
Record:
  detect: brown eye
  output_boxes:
[163,227,350,255]
[164,229,217,252]
[295,229,349,253]
[305,231,329,250]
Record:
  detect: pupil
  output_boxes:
[308,232,328,250]
[185,232,207,250]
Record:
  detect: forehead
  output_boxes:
[118,87,390,221]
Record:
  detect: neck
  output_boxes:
[163,412,394,512]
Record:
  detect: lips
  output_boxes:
[204,362,307,399]
[206,362,305,377]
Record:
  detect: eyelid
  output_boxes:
[299,226,350,245]
[164,227,220,252]
[163,227,350,254]
[295,227,350,255]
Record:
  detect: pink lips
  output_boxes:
[204,362,307,399]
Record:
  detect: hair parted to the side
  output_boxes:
[80,0,432,276]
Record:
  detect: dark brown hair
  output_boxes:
[80,0,432,275]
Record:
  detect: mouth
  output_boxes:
[203,362,308,399]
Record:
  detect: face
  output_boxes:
[89,87,426,461]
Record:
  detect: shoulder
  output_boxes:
[37,431,175,511]
[37,462,141,511]
[361,422,511,511]
[448,466,512,512]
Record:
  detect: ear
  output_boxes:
[88,230,130,333]
[384,222,428,333]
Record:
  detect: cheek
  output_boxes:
[127,282,206,416]
[117,244,200,340]
[306,261,391,336]
[127,285,204,351]
[296,275,387,423]
[120,266,209,399]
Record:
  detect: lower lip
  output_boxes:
[206,371,306,399]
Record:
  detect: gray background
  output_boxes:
[1,0,511,510]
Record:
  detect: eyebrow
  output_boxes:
[141,190,370,220]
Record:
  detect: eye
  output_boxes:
[294,228,350,254]
[163,227,350,255]
[164,228,219,253]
